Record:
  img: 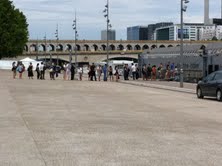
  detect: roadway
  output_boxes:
[0,70,222,166]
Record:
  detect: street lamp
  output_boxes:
[55,24,59,65]
[72,12,78,70]
[180,0,189,88]
[103,0,112,66]
[43,34,47,64]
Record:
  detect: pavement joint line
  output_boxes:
[119,81,196,95]
[8,86,48,166]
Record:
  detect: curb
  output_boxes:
[119,81,196,94]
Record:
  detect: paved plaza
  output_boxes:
[0,70,222,166]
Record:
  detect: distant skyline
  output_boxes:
[13,0,222,40]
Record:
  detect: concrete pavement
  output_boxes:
[119,79,196,94]
[0,70,222,166]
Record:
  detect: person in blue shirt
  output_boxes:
[103,64,108,81]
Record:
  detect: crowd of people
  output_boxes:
[11,61,178,82]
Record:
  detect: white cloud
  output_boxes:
[12,0,222,40]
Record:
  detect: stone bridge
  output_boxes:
[24,40,217,53]
[21,40,221,64]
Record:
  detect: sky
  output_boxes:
[12,0,222,40]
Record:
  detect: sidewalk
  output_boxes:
[119,79,197,94]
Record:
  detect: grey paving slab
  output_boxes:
[0,70,222,166]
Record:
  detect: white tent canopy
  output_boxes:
[20,57,36,62]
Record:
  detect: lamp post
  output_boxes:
[36,37,39,60]
[55,24,59,65]
[43,34,47,64]
[103,0,112,66]
[180,0,189,88]
[72,12,78,70]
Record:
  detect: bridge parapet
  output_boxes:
[24,40,222,54]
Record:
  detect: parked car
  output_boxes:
[196,71,222,101]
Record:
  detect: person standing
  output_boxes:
[63,63,67,80]
[66,63,71,80]
[142,64,147,81]
[49,63,56,80]
[71,64,75,80]
[90,63,96,81]
[114,66,119,82]
[17,62,24,79]
[131,63,136,80]
[123,64,128,80]
[152,65,157,81]
[27,62,34,79]
[103,64,108,81]
[39,62,45,80]
[78,66,83,81]
[36,63,40,79]
[12,62,17,79]
[147,64,152,80]
[97,65,102,81]
[108,66,114,82]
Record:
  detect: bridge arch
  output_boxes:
[76,44,81,51]
[142,45,149,50]
[83,44,90,51]
[118,44,124,51]
[134,44,141,50]
[30,44,37,52]
[49,44,55,51]
[110,44,115,51]
[39,44,46,52]
[159,45,166,48]
[56,44,63,51]
[65,44,72,51]
[126,44,133,51]
[92,44,99,51]
[24,45,28,52]
[168,45,173,48]
[101,44,106,51]
[151,45,157,49]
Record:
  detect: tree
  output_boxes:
[212,36,218,41]
[0,0,28,59]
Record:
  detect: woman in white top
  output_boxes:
[78,66,83,81]
[66,63,71,80]
[63,63,67,80]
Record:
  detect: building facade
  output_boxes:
[155,23,222,41]
[127,26,148,40]
[199,25,222,40]
[101,30,116,40]
[148,22,173,40]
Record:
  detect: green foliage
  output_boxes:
[212,36,218,41]
[0,0,28,59]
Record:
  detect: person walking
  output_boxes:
[12,62,17,79]
[36,63,40,79]
[96,65,102,81]
[27,62,34,79]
